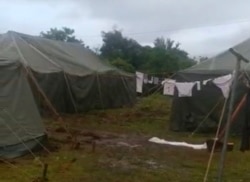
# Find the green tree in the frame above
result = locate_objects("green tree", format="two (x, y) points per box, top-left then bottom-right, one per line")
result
(40, 27), (84, 45)
(100, 29), (195, 73)
(154, 37), (180, 50)
(140, 46), (179, 73)
(153, 37), (195, 71)
(110, 58), (135, 73)
(100, 29), (143, 69)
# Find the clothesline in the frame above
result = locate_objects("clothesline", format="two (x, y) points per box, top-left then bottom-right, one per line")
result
(161, 74), (233, 85)
(162, 73), (234, 98)
(136, 71), (163, 93)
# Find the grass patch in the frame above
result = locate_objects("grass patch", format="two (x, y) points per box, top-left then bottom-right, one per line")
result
(0, 94), (249, 182)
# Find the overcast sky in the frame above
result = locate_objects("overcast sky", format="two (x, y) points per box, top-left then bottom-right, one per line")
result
(2, 0), (250, 57)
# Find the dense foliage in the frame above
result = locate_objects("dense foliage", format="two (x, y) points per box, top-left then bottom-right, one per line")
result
(41, 27), (196, 73)
(40, 27), (84, 45)
(100, 30), (195, 73)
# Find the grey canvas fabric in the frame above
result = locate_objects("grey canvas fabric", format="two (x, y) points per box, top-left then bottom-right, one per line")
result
(170, 39), (250, 133)
(0, 31), (124, 75)
(0, 31), (136, 113)
(183, 37), (250, 73)
(0, 60), (45, 158)
(0, 31), (135, 158)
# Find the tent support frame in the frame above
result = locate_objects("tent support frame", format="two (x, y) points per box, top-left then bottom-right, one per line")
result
(217, 48), (250, 181)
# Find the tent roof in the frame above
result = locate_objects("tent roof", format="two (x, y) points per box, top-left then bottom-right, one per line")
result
(0, 31), (126, 76)
(181, 37), (250, 74)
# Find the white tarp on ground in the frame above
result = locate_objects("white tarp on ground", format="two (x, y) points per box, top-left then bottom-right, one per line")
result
(149, 137), (207, 150)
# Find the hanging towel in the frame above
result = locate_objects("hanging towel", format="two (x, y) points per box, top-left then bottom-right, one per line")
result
(212, 74), (233, 98)
(175, 82), (196, 97)
(136, 71), (144, 93)
(148, 76), (154, 84)
(203, 79), (212, 85)
(162, 79), (176, 96)
(196, 81), (201, 91)
(153, 77), (159, 84)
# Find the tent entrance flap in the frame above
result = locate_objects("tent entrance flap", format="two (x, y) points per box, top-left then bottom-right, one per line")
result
(0, 60), (45, 158)
(170, 71), (247, 134)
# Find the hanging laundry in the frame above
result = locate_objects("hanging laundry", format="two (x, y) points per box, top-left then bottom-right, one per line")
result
(162, 79), (176, 96)
(212, 74), (233, 98)
(196, 81), (201, 91)
(136, 71), (144, 93)
(203, 79), (212, 85)
(153, 77), (159, 84)
(175, 82), (196, 97)
(143, 74), (148, 83)
(147, 75), (154, 84)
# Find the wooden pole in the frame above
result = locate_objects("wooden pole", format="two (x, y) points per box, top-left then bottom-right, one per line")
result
(218, 93), (247, 140)
(42, 163), (48, 181)
(217, 49), (249, 181)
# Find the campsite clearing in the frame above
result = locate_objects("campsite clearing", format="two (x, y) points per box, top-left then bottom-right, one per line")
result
(0, 95), (250, 182)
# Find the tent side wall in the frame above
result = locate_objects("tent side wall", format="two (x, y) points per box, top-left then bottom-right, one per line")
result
(0, 61), (46, 158)
(30, 71), (75, 113)
(0, 31), (137, 113)
(170, 71), (247, 134)
(68, 73), (136, 111)
(31, 71), (136, 113)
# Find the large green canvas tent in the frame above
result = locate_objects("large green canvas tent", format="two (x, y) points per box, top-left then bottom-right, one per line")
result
(0, 31), (136, 158)
(0, 59), (45, 158)
(170, 38), (250, 133)
(0, 31), (136, 113)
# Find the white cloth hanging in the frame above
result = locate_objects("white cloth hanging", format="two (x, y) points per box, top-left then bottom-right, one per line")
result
(148, 76), (154, 84)
(175, 82), (196, 97)
(203, 79), (212, 85)
(136, 71), (144, 93)
(196, 81), (201, 91)
(212, 74), (233, 98)
(162, 79), (176, 96)
(153, 77), (159, 84)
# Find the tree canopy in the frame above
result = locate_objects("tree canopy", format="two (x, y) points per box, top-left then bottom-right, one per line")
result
(100, 29), (195, 73)
(100, 30), (143, 69)
(40, 27), (84, 45)
(40, 27), (196, 74)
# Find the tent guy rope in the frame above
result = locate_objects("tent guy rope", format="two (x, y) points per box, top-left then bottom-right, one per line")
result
(2, 109), (51, 155)
(203, 98), (228, 182)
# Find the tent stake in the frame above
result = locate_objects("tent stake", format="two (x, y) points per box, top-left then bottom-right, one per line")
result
(217, 48), (249, 181)
(33, 163), (48, 182)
